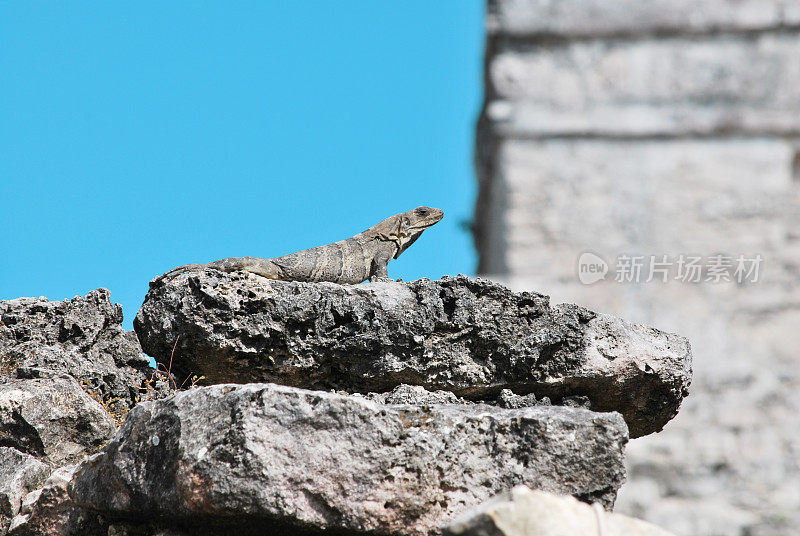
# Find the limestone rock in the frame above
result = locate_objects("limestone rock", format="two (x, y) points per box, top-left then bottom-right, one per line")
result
(363, 383), (464, 405)
(495, 389), (548, 409)
(487, 0), (800, 37)
(8, 465), (102, 536)
(484, 35), (800, 138)
(0, 448), (50, 533)
(134, 273), (690, 437)
(71, 382), (628, 535)
(0, 289), (168, 409)
(0, 370), (117, 466)
(443, 485), (675, 536)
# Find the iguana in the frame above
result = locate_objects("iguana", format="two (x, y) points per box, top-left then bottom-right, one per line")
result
(155, 206), (444, 284)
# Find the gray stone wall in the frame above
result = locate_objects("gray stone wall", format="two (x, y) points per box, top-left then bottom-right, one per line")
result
(476, 1), (800, 535)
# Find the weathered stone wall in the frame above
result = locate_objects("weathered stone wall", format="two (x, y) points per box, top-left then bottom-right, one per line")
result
(476, 1), (800, 535)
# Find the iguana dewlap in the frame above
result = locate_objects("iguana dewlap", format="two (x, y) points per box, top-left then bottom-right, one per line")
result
(156, 206), (444, 284)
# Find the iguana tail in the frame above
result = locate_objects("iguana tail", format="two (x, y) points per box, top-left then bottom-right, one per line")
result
(206, 257), (283, 280)
(155, 256), (283, 285)
(155, 263), (206, 283)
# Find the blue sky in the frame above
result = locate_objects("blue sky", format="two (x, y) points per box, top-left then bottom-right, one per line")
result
(0, 2), (483, 330)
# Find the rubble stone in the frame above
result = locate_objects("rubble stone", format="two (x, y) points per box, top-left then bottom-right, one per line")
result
(0, 370), (117, 466)
(443, 485), (676, 536)
(72, 382), (628, 535)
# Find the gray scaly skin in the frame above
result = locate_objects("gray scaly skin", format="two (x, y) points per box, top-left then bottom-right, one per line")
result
(156, 206), (444, 284)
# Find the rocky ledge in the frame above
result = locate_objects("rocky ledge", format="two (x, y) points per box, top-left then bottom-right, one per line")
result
(135, 273), (692, 438)
(0, 276), (687, 535)
(0, 291), (171, 535)
(0, 289), (168, 411)
(71, 383), (627, 535)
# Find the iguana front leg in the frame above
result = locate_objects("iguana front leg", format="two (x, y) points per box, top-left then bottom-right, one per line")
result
(369, 245), (395, 282)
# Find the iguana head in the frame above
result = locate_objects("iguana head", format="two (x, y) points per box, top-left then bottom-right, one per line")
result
(375, 206), (444, 259)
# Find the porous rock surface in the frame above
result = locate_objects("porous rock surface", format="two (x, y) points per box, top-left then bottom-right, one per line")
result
(443, 485), (675, 536)
(134, 272), (691, 437)
(0, 370), (117, 466)
(0, 448), (50, 533)
(361, 383), (465, 405)
(7, 465), (104, 536)
(0, 289), (164, 409)
(71, 382), (628, 535)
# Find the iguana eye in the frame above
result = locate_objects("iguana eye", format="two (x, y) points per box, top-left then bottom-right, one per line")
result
(416, 208), (428, 216)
